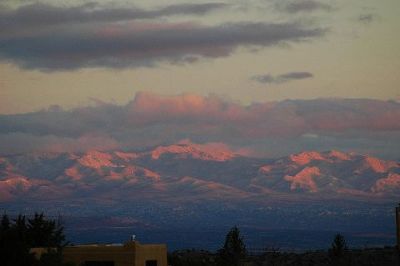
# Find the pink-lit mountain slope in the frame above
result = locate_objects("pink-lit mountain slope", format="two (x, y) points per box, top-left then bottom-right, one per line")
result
(0, 144), (399, 203)
(149, 143), (236, 161)
(254, 151), (400, 196)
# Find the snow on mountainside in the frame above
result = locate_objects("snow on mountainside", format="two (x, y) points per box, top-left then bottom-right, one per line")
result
(0, 177), (32, 201)
(0, 145), (399, 203)
(256, 150), (400, 195)
(149, 143), (236, 161)
(284, 167), (321, 192)
(363, 156), (398, 173)
(77, 150), (117, 169)
(289, 151), (327, 165)
(372, 173), (400, 193)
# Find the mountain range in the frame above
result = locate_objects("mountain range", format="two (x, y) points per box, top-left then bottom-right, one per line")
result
(1, 142), (399, 204)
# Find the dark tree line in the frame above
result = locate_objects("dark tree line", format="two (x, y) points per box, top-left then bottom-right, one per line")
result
(168, 229), (399, 266)
(0, 212), (69, 266)
(169, 226), (247, 266)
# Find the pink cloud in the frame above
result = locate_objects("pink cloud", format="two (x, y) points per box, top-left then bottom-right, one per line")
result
(126, 91), (251, 125)
(0, 92), (400, 158)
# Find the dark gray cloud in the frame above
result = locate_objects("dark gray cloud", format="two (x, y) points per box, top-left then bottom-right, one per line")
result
(277, 0), (332, 13)
(0, 18), (325, 70)
(252, 71), (314, 84)
(0, 2), (227, 30)
(358, 13), (376, 25)
(0, 93), (399, 158)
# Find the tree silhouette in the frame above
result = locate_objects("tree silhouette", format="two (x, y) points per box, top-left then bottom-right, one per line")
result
(329, 233), (347, 257)
(329, 233), (349, 266)
(27, 213), (66, 248)
(1, 213), (10, 229)
(0, 212), (67, 266)
(0, 213), (35, 266)
(217, 226), (247, 266)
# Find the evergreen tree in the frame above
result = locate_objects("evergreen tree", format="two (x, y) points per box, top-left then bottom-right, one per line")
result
(329, 233), (347, 257)
(329, 233), (349, 266)
(27, 213), (66, 248)
(0, 212), (67, 266)
(217, 226), (247, 266)
(0, 213), (34, 266)
(15, 215), (28, 243)
(1, 213), (10, 230)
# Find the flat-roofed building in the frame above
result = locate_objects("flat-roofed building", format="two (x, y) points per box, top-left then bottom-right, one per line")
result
(33, 240), (167, 266)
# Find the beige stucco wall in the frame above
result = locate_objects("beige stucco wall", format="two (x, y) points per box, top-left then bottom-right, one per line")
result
(134, 243), (168, 266)
(62, 241), (167, 266)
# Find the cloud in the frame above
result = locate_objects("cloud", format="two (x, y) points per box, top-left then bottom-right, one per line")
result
(0, 133), (119, 154)
(358, 13), (376, 25)
(0, 93), (399, 158)
(0, 2), (227, 30)
(252, 71), (314, 84)
(276, 0), (332, 13)
(0, 3), (326, 71)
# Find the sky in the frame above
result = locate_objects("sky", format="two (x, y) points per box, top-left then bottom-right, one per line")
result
(0, 0), (399, 113)
(0, 0), (399, 158)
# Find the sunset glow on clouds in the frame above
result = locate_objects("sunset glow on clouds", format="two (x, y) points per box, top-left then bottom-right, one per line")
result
(0, 0), (399, 115)
(0, 0), (399, 160)
(0, 92), (399, 159)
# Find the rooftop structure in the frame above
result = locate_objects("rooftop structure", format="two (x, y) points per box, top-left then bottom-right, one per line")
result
(33, 240), (167, 266)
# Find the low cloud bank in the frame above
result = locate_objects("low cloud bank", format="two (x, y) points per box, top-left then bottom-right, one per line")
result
(0, 92), (399, 158)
